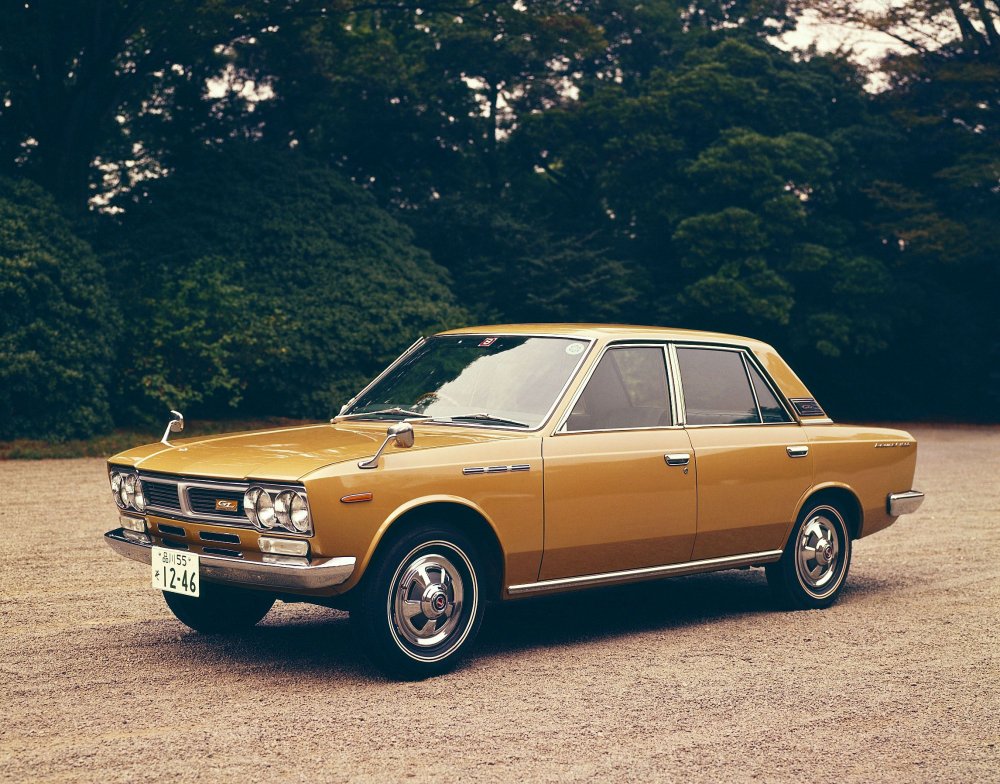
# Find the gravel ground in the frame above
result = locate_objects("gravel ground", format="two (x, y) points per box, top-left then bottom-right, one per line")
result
(1, 424), (998, 783)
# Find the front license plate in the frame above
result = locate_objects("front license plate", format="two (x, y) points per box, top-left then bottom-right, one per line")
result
(151, 546), (200, 597)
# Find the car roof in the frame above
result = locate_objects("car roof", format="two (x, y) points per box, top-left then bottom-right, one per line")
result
(437, 323), (759, 344)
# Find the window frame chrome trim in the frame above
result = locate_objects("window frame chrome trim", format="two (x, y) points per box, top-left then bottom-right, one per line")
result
(340, 333), (597, 434)
(672, 342), (797, 429)
(552, 341), (679, 435)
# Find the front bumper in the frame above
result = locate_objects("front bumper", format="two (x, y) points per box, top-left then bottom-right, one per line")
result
(104, 529), (356, 592)
(887, 490), (925, 517)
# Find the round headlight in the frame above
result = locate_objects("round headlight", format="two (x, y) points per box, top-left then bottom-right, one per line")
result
(132, 477), (147, 512)
(274, 490), (296, 530)
(244, 487), (263, 527)
(110, 472), (125, 508)
(254, 489), (276, 529)
(289, 493), (311, 533)
(124, 474), (138, 509)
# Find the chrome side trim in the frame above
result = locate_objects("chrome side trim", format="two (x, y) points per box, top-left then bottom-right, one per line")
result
(462, 464), (531, 475)
(507, 549), (783, 596)
(105, 529), (356, 591)
(887, 490), (925, 516)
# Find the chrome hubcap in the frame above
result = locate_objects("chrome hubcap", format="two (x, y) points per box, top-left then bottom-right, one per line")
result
(796, 514), (841, 591)
(393, 553), (465, 649)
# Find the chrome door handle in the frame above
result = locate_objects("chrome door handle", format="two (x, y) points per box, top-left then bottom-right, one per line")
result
(665, 453), (690, 467)
(786, 445), (809, 458)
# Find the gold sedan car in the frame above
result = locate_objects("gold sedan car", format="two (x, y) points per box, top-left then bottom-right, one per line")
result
(105, 325), (923, 678)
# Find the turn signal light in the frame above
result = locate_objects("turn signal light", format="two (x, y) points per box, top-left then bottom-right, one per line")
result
(258, 537), (309, 557)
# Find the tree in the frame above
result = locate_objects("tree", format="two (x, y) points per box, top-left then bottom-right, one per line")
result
(105, 144), (466, 421)
(0, 177), (119, 439)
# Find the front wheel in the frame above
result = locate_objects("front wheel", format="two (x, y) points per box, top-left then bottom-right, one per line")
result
(162, 581), (275, 633)
(355, 526), (485, 679)
(767, 502), (852, 610)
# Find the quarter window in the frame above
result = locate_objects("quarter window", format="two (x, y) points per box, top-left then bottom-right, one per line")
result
(746, 361), (792, 423)
(677, 347), (759, 425)
(565, 347), (671, 431)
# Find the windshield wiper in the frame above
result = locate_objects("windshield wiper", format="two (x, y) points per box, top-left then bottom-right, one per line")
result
(444, 413), (531, 428)
(338, 407), (430, 421)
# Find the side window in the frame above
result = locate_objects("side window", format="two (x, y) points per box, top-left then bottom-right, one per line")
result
(676, 347), (759, 425)
(565, 347), (671, 431)
(746, 361), (792, 423)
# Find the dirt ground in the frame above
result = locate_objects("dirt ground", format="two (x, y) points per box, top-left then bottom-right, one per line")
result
(1, 424), (997, 783)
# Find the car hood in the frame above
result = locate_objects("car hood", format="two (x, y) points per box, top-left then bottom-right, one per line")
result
(109, 422), (525, 482)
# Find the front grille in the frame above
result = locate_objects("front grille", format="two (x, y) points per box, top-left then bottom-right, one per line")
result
(143, 480), (181, 510)
(188, 487), (244, 516)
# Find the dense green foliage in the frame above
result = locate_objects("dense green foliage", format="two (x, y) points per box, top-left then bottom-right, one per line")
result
(107, 146), (465, 421)
(0, 178), (119, 439)
(0, 0), (997, 436)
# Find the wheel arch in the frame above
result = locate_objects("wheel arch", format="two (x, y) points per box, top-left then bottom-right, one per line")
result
(790, 483), (864, 542)
(358, 496), (506, 602)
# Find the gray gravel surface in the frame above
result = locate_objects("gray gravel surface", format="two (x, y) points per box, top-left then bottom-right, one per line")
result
(1, 425), (998, 783)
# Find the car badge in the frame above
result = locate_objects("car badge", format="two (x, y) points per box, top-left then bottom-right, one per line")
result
(215, 499), (238, 512)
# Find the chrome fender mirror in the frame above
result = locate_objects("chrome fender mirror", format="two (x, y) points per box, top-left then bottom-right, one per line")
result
(160, 409), (184, 446)
(358, 421), (414, 469)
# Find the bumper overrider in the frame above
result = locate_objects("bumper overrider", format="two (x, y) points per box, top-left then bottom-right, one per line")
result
(887, 490), (925, 517)
(104, 529), (356, 592)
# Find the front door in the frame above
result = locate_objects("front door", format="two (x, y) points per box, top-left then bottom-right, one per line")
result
(540, 345), (697, 580)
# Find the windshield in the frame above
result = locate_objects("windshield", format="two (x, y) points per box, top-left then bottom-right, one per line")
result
(342, 335), (591, 428)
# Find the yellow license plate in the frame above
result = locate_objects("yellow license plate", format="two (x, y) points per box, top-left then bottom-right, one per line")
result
(151, 546), (200, 597)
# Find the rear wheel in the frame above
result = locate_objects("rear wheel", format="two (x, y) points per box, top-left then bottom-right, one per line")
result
(767, 501), (852, 610)
(355, 525), (485, 679)
(163, 582), (275, 633)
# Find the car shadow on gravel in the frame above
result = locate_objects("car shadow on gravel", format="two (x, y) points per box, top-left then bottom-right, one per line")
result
(145, 568), (890, 679)
(476, 567), (891, 657)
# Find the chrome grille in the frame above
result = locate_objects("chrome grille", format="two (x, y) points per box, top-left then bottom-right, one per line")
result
(142, 480), (182, 510)
(188, 487), (244, 516)
(136, 472), (307, 533)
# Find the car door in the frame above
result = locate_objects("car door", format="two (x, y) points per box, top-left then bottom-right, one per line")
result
(673, 344), (814, 560)
(539, 344), (697, 581)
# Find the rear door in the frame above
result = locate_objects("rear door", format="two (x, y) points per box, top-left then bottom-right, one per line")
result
(673, 344), (814, 560)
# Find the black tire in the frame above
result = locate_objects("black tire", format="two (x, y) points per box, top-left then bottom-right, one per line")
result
(766, 500), (852, 610)
(162, 581), (275, 633)
(355, 524), (486, 679)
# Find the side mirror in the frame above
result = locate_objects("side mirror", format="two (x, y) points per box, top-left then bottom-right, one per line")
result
(359, 422), (415, 469)
(388, 421), (414, 449)
(161, 409), (185, 445)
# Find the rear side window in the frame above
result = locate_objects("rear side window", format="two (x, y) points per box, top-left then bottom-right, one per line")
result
(565, 346), (671, 431)
(746, 361), (791, 423)
(677, 347), (759, 425)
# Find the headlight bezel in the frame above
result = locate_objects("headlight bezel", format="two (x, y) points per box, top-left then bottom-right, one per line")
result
(243, 485), (312, 536)
(109, 467), (145, 514)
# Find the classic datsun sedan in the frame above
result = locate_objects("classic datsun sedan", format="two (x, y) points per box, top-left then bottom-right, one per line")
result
(105, 325), (924, 677)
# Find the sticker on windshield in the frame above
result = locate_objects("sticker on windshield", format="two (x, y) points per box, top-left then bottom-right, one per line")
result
(565, 343), (585, 356)
(478, 337), (498, 347)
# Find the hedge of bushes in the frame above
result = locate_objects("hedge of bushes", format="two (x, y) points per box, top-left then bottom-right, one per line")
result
(2, 150), (467, 440)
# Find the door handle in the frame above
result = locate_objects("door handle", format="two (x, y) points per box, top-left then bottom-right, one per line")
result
(786, 445), (809, 458)
(664, 453), (690, 467)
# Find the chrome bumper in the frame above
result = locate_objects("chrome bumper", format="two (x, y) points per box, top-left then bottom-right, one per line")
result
(104, 529), (356, 592)
(887, 490), (925, 517)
